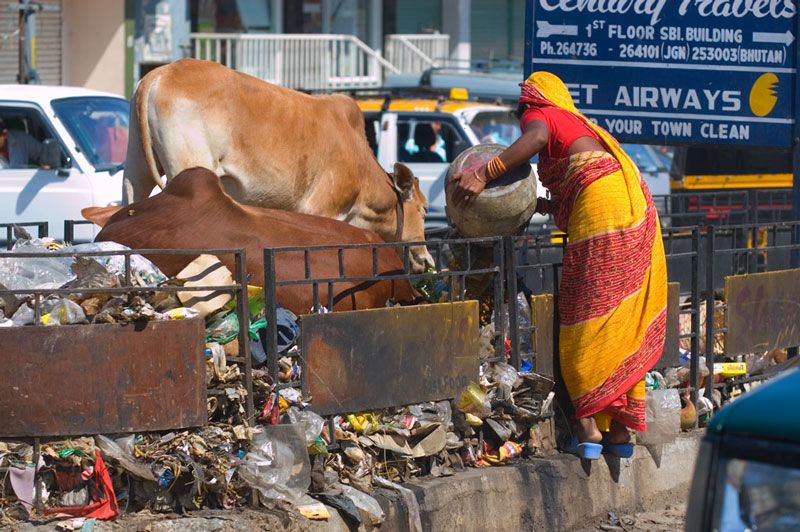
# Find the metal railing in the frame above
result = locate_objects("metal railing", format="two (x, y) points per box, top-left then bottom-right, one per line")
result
(506, 228), (704, 399)
(701, 221), (800, 399)
(0, 245), (254, 508)
(262, 237), (506, 389)
(261, 237), (505, 448)
(191, 33), (399, 90)
(1, 222), (47, 249)
(384, 33), (450, 73)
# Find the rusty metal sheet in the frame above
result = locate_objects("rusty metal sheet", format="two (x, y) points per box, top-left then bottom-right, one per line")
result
(654, 283), (681, 369)
(726, 269), (800, 355)
(531, 294), (555, 380)
(0, 318), (206, 437)
(302, 302), (478, 416)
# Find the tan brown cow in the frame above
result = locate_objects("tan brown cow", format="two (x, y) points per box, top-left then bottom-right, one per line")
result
(123, 58), (432, 272)
(86, 167), (419, 315)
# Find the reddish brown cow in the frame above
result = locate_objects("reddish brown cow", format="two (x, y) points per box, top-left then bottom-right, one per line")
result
(84, 167), (418, 315)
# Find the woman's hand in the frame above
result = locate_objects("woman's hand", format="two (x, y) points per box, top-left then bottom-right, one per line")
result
(451, 165), (488, 208)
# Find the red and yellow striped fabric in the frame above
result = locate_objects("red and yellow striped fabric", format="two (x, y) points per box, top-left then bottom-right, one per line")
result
(526, 71), (667, 432)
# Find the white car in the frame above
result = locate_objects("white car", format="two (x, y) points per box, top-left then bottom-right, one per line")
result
(0, 85), (129, 243)
(358, 98), (549, 232)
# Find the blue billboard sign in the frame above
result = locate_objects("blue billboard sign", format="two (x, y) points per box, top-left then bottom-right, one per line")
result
(524, 0), (799, 147)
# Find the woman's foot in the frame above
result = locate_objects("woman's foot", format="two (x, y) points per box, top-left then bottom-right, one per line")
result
(605, 420), (631, 445)
(576, 416), (603, 444)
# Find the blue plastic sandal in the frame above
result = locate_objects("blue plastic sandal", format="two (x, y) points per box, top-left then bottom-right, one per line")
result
(567, 436), (603, 460)
(600, 437), (634, 459)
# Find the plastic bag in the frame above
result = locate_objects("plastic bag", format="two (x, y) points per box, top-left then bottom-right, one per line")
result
(284, 408), (325, 446)
(515, 292), (533, 354)
(205, 311), (240, 344)
(237, 424), (311, 504)
(0, 241), (73, 290)
(490, 362), (520, 397)
(636, 388), (681, 446)
(339, 484), (385, 526)
(62, 242), (167, 287)
(94, 435), (155, 481)
(42, 298), (87, 326)
(11, 303), (34, 326)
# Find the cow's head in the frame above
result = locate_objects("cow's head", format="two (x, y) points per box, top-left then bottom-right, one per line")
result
(391, 163), (434, 273)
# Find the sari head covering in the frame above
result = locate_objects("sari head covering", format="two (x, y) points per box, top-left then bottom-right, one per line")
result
(520, 72), (668, 433)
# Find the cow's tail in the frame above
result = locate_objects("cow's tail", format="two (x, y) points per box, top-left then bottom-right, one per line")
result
(135, 72), (166, 191)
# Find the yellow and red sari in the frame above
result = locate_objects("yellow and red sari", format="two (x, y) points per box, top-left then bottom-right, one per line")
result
(523, 72), (667, 432)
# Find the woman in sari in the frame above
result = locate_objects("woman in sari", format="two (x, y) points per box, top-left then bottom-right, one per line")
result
(452, 72), (667, 458)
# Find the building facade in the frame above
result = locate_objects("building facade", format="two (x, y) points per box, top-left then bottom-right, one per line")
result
(0, 0), (523, 96)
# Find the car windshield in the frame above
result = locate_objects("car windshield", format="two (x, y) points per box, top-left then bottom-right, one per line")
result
(716, 457), (800, 531)
(621, 144), (663, 172)
(51, 96), (129, 171)
(468, 110), (521, 146)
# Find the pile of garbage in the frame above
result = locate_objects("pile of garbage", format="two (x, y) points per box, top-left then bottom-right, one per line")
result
(0, 231), (194, 327)
(0, 231), (559, 526)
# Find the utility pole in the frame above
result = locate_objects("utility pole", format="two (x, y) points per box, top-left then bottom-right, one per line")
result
(9, 1), (61, 84)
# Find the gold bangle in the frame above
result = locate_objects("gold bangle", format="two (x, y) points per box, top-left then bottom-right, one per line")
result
(486, 156), (508, 180)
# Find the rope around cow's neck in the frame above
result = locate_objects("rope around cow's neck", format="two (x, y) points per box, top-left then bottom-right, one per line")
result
(388, 174), (404, 242)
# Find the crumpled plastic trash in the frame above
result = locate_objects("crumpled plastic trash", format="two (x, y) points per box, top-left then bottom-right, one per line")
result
(457, 383), (492, 418)
(636, 388), (681, 445)
(284, 407), (325, 446)
(0, 239), (73, 290)
(237, 424), (311, 505)
(490, 362), (520, 399)
(61, 242), (167, 287)
(11, 303), (35, 326)
(205, 311), (239, 344)
(94, 436), (156, 481)
(41, 298), (88, 326)
(338, 483), (385, 526)
(479, 441), (522, 466)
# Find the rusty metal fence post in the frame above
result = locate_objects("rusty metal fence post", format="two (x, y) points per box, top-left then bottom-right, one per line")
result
(690, 227), (701, 404)
(704, 226), (717, 402)
(503, 236), (519, 369)
(263, 248), (280, 393)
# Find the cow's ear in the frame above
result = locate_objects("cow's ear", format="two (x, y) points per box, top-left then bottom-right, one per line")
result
(392, 162), (415, 201)
(81, 206), (123, 227)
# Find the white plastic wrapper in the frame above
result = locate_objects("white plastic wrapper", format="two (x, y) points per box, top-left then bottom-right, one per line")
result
(237, 424), (311, 504)
(637, 388), (681, 446)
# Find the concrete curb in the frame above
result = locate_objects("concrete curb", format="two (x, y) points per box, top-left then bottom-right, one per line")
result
(375, 433), (700, 532)
(28, 434), (698, 531)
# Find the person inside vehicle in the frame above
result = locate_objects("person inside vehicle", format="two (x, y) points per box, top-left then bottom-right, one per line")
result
(408, 123), (445, 163)
(451, 72), (667, 459)
(0, 117), (46, 169)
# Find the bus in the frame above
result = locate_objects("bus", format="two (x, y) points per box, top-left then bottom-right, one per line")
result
(669, 145), (793, 227)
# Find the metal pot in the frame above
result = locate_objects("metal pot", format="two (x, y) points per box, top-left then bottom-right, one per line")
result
(445, 144), (537, 237)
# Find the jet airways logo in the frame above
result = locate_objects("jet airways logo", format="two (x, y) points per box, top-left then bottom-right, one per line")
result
(749, 73), (779, 117)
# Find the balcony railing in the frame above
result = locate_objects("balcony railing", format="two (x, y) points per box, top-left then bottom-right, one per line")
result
(385, 33), (450, 73)
(190, 33), (450, 90)
(191, 33), (401, 90)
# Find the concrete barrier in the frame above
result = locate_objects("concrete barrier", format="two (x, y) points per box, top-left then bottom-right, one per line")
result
(376, 433), (699, 532)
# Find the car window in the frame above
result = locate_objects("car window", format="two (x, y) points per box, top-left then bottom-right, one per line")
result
(468, 110), (521, 146)
(398, 119), (463, 164)
(51, 96), (129, 171)
(0, 106), (59, 170)
(622, 144), (661, 173)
